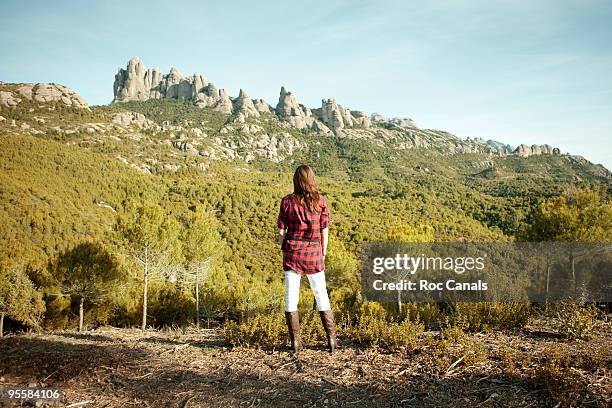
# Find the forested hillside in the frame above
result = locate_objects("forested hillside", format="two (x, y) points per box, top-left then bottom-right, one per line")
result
(1, 82), (610, 330)
(1, 80), (611, 407)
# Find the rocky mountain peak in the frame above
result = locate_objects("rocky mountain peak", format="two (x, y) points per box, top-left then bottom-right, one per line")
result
(114, 58), (270, 118)
(233, 89), (259, 118)
(127, 57), (144, 75)
(275, 86), (304, 117)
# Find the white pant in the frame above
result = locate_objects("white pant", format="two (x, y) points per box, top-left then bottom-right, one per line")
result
(284, 270), (331, 312)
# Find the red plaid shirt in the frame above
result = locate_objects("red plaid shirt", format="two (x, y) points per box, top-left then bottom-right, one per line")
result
(277, 194), (330, 275)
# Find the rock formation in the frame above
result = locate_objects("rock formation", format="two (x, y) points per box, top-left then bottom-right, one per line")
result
(113, 57), (159, 101)
(253, 99), (271, 114)
(351, 111), (371, 128)
(310, 120), (332, 135)
(273, 88), (372, 134)
(109, 58), (567, 156)
(388, 117), (417, 129)
(514, 144), (561, 157)
(485, 139), (513, 154)
(471, 138), (514, 154)
(316, 99), (348, 132)
(113, 58), (377, 135)
(0, 91), (20, 108)
(172, 140), (199, 156)
(369, 113), (417, 130)
(214, 89), (233, 114)
(113, 57), (235, 114)
(1, 84), (88, 108)
(233, 89), (260, 118)
(275, 86), (314, 129)
(111, 112), (157, 130)
(310, 99), (372, 132)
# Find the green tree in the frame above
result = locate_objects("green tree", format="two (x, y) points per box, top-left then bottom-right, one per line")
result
(0, 263), (45, 336)
(52, 242), (123, 332)
(181, 207), (224, 328)
(325, 238), (359, 291)
(115, 203), (182, 330)
(521, 188), (612, 299)
(521, 188), (611, 242)
(385, 224), (435, 243)
(385, 224), (435, 314)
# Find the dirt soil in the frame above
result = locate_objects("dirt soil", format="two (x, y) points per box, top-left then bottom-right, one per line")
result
(0, 321), (610, 407)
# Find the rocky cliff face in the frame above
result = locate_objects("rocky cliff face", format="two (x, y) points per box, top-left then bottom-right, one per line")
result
(313, 99), (368, 132)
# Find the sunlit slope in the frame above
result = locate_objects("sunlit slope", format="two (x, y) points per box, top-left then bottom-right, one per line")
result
(0, 134), (159, 264)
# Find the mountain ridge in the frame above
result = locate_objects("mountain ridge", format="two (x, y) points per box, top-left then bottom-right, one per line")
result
(111, 57), (563, 159)
(0, 73), (609, 180)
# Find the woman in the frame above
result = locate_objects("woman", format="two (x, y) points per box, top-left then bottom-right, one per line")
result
(277, 165), (336, 355)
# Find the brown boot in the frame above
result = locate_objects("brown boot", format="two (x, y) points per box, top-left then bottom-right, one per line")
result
(285, 311), (301, 355)
(319, 310), (337, 353)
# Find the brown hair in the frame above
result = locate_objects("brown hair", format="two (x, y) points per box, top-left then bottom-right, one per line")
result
(292, 165), (320, 212)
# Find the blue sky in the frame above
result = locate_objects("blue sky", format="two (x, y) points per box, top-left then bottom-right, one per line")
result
(1, 0), (611, 168)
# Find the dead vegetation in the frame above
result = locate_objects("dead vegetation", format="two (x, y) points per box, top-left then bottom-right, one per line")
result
(0, 318), (610, 407)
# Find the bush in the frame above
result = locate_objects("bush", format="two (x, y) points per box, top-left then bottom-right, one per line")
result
(532, 343), (608, 406)
(300, 310), (326, 344)
(448, 302), (532, 331)
(440, 325), (465, 343)
(147, 282), (196, 328)
(347, 313), (423, 352)
(329, 287), (360, 325)
(557, 302), (598, 340)
(357, 301), (387, 320)
(224, 313), (286, 348)
(401, 302), (443, 326)
(41, 293), (71, 330)
(433, 326), (488, 372)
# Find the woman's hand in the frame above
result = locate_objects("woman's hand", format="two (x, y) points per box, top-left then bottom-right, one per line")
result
(278, 228), (285, 247)
(321, 227), (329, 258)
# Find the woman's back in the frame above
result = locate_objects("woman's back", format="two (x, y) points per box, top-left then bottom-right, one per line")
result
(277, 193), (329, 275)
(278, 194), (329, 241)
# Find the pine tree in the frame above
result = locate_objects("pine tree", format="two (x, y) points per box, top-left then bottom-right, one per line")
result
(115, 204), (182, 330)
(52, 242), (123, 332)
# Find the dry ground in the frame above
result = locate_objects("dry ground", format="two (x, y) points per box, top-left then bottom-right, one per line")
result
(0, 320), (610, 408)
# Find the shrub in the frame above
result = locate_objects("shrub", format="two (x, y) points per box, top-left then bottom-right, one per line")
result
(147, 283), (196, 328)
(497, 345), (531, 375)
(557, 302), (598, 340)
(440, 325), (465, 343)
(433, 326), (488, 372)
(448, 302), (532, 331)
(357, 301), (387, 320)
(224, 313), (286, 348)
(300, 310), (326, 344)
(41, 293), (71, 330)
(532, 343), (608, 406)
(347, 313), (423, 352)
(329, 287), (360, 324)
(401, 302), (443, 326)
